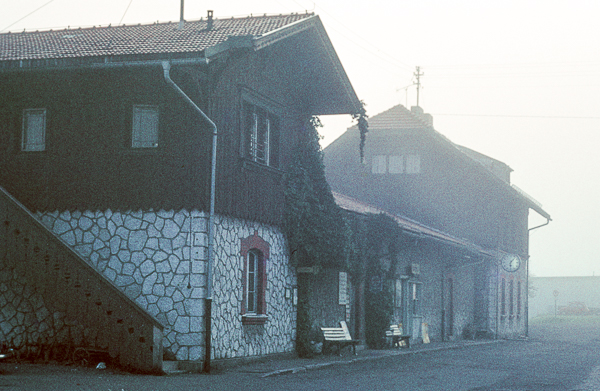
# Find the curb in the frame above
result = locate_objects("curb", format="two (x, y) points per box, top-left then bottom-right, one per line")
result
(261, 340), (503, 378)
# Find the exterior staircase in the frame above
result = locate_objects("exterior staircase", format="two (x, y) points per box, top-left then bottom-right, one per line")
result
(0, 185), (163, 373)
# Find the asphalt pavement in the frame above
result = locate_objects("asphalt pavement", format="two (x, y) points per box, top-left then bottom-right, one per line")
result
(214, 339), (503, 378)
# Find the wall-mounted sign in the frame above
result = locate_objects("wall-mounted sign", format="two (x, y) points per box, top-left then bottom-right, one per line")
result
(339, 272), (348, 305)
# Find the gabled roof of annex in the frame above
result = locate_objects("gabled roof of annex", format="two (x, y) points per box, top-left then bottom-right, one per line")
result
(333, 191), (496, 258)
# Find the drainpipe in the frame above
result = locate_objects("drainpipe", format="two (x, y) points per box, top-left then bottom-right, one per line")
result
(162, 61), (217, 373)
(525, 217), (550, 337)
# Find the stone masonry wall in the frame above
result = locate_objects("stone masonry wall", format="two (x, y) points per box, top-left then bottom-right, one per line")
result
(211, 215), (296, 359)
(32, 209), (296, 361)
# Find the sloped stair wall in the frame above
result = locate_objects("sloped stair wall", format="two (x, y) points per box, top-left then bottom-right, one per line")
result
(0, 186), (163, 372)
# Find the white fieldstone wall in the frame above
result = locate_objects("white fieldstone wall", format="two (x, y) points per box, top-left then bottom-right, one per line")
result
(33, 209), (296, 361)
(211, 215), (296, 359)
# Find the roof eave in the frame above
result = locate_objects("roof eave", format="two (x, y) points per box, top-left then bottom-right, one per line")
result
(255, 15), (361, 115)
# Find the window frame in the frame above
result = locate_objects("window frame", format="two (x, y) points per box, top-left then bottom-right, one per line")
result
(131, 104), (160, 149)
(21, 108), (47, 152)
(240, 91), (281, 169)
(371, 154), (421, 174)
(240, 231), (270, 325)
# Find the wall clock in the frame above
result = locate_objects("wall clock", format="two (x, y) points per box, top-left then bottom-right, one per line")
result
(501, 254), (521, 272)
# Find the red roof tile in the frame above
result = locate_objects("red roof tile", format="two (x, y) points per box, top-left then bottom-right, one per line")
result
(0, 13), (313, 61)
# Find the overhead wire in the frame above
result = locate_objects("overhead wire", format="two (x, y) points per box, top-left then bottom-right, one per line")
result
(432, 113), (600, 120)
(118, 0), (135, 26)
(1, 0), (59, 32)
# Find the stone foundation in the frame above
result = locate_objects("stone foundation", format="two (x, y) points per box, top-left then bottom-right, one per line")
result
(30, 209), (296, 361)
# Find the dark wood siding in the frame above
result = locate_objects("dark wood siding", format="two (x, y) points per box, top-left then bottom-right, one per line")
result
(324, 129), (530, 256)
(0, 67), (211, 213)
(208, 47), (304, 226)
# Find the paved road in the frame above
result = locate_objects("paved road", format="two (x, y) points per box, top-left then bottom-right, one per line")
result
(2, 317), (600, 390)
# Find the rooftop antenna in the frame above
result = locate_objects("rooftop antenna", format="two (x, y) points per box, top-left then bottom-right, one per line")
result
(413, 66), (424, 107)
(178, 0), (185, 30)
(396, 83), (414, 107)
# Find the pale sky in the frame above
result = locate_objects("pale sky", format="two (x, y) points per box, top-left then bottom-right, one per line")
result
(2, 0), (599, 277)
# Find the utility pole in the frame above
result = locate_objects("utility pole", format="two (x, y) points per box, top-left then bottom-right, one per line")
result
(413, 66), (424, 107)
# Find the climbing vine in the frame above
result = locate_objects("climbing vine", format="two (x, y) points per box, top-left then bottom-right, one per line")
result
(284, 116), (353, 357)
(283, 116), (351, 269)
(348, 212), (404, 348)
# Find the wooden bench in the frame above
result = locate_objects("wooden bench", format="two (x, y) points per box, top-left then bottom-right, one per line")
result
(386, 324), (411, 348)
(320, 321), (359, 355)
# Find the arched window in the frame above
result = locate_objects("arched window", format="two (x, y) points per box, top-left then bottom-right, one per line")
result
(240, 231), (269, 325)
(246, 249), (262, 314)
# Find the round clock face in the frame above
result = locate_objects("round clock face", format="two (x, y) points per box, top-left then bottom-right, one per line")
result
(501, 254), (521, 272)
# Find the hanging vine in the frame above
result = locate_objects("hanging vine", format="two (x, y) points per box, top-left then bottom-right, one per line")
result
(351, 101), (369, 163)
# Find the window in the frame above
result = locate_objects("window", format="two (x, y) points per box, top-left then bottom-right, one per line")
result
(405, 154), (421, 174)
(509, 280), (514, 318)
(246, 250), (261, 314)
(394, 279), (402, 308)
(240, 231), (270, 325)
(243, 101), (279, 167)
(388, 155), (404, 174)
(372, 155), (387, 174)
(22, 109), (46, 151)
(371, 154), (421, 174)
(132, 105), (159, 148)
(501, 278), (506, 317)
(517, 281), (522, 318)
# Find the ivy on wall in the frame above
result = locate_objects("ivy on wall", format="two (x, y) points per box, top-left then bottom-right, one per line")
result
(283, 116), (351, 270)
(348, 212), (404, 348)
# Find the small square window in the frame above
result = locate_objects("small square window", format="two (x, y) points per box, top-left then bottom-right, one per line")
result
(132, 105), (159, 148)
(388, 155), (404, 174)
(406, 154), (421, 174)
(22, 109), (46, 151)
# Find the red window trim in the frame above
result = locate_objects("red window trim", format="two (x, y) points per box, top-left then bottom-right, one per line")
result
(240, 231), (269, 325)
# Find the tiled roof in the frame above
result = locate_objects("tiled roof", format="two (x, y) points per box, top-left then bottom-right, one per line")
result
(0, 13), (313, 61)
(333, 192), (496, 257)
(350, 104), (431, 130)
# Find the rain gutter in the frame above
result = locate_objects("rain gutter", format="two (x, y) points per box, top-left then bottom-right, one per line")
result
(528, 217), (551, 232)
(161, 61), (217, 374)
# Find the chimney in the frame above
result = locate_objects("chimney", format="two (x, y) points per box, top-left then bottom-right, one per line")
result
(207, 10), (214, 30)
(411, 106), (433, 127)
(178, 0), (185, 30)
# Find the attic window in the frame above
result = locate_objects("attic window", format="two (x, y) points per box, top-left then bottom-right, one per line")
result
(371, 154), (421, 174)
(132, 105), (159, 148)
